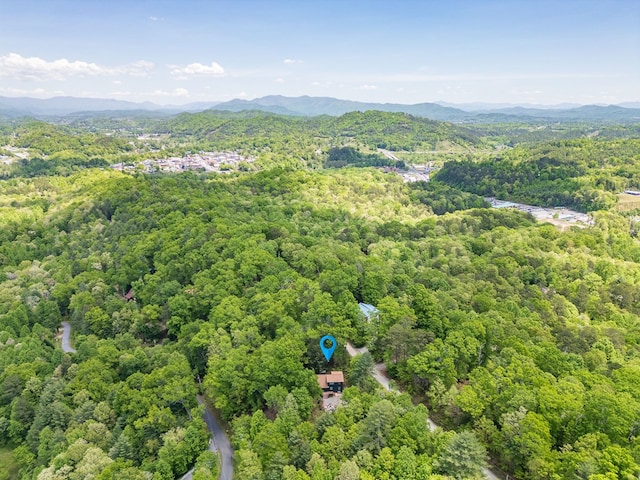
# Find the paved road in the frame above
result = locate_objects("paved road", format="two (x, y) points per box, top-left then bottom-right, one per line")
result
(60, 322), (76, 353)
(378, 148), (400, 161)
(346, 343), (499, 479)
(182, 395), (233, 480)
(59, 325), (233, 479)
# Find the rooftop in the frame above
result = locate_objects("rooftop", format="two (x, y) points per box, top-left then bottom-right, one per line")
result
(358, 302), (379, 318)
(317, 371), (344, 389)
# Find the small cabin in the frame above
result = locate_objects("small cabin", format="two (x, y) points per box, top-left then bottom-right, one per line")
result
(317, 371), (344, 393)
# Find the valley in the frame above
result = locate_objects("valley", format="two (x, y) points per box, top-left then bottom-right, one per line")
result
(0, 108), (639, 480)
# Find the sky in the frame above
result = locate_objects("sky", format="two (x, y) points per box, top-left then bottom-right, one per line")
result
(0, 0), (639, 106)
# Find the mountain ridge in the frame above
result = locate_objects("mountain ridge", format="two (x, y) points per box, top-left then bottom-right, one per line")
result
(1, 94), (639, 122)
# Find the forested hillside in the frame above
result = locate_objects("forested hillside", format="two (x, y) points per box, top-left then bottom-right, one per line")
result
(155, 110), (479, 167)
(1, 116), (640, 480)
(436, 138), (640, 212)
(0, 111), (480, 175)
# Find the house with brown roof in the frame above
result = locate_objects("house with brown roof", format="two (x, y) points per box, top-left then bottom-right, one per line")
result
(317, 371), (344, 393)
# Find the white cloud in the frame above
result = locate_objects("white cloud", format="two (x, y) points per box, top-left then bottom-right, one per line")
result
(0, 86), (64, 97)
(149, 16), (159, 21)
(283, 58), (302, 64)
(373, 72), (618, 83)
(113, 80), (122, 85)
(149, 88), (190, 97)
(119, 60), (154, 76)
(275, 77), (285, 83)
(0, 53), (102, 80)
(170, 62), (225, 78)
(358, 84), (377, 90)
(312, 81), (335, 87)
(152, 88), (191, 97)
(0, 53), (153, 80)
(514, 89), (544, 95)
(109, 88), (190, 99)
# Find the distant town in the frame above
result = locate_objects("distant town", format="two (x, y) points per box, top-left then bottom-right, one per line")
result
(111, 151), (256, 174)
(486, 197), (594, 227)
(398, 164), (433, 183)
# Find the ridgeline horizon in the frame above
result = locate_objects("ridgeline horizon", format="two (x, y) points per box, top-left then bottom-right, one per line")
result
(1, 94), (640, 122)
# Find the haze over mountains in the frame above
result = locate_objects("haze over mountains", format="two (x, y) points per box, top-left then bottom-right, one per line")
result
(1, 94), (639, 123)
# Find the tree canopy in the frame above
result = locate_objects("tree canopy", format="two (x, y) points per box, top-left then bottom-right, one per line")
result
(1, 115), (639, 479)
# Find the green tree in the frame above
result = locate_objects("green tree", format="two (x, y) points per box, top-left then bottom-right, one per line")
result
(348, 352), (374, 389)
(335, 460), (360, 480)
(236, 448), (265, 480)
(434, 431), (487, 480)
(359, 400), (397, 453)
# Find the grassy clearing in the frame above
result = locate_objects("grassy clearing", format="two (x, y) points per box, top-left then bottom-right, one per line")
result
(0, 448), (18, 480)
(618, 193), (640, 211)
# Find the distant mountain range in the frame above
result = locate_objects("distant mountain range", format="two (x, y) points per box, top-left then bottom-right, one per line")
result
(209, 96), (476, 121)
(1, 94), (639, 123)
(0, 95), (165, 116)
(208, 96), (640, 122)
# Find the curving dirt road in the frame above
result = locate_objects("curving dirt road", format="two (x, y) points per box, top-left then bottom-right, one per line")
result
(346, 343), (500, 480)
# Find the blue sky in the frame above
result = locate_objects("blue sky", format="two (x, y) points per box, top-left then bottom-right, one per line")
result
(0, 0), (638, 105)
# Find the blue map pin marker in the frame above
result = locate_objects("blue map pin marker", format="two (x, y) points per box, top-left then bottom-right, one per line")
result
(320, 335), (337, 361)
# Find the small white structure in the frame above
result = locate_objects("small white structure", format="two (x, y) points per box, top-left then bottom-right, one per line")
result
(358, 303), (379, 321)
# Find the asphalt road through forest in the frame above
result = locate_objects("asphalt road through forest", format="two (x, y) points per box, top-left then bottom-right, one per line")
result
(60, 321), (76, 353)
(60, 322), (233, 480)
(182, 395), (234, 480)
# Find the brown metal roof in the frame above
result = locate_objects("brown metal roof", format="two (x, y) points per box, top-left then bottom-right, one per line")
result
(317, 371), (344, 389)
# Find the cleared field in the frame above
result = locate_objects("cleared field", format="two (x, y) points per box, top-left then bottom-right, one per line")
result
(618, 193), (640, 211)
(0, 448), (18, 479)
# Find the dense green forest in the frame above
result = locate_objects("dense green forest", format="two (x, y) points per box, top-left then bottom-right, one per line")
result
(1, 114), (640, 480)
(324, 147), (406, 169)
